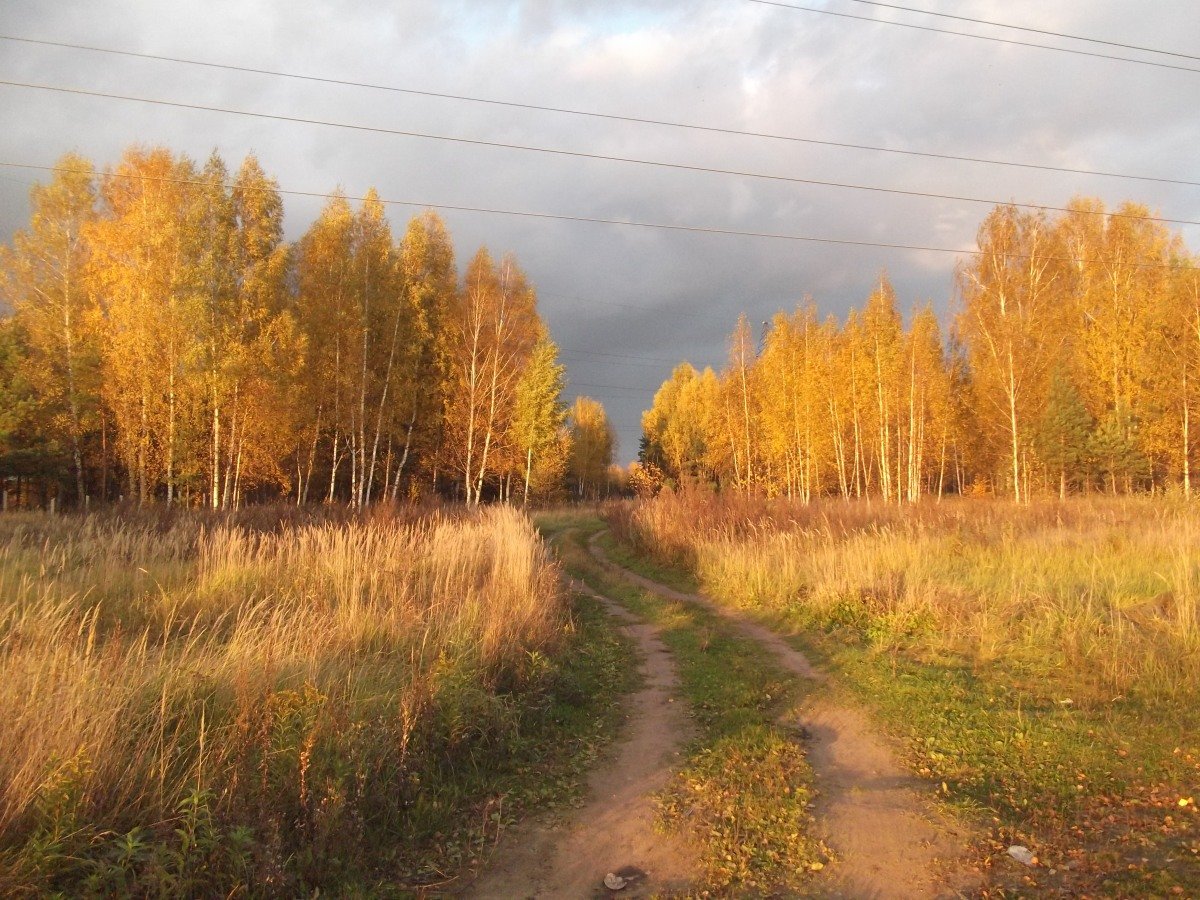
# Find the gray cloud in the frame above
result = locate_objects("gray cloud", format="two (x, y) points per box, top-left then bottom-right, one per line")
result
(2, 0), (1198, 460)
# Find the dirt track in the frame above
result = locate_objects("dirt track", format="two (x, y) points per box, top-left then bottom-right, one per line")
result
(589, 532), (979, 899)
(462, 576), (699, 898)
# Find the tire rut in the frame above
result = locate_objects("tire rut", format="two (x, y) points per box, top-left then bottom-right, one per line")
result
(589, 531), (979, 900)
(461, 569), (699, 898)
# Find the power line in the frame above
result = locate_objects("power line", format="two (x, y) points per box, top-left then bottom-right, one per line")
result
(0, 33), (1195, 189)
(543, 294), (704, 320)
(3, 78), (1197, 231)
(560, 346), (681, 365)
(845, 0), (1200, 62)
(563, 355), (667, 369)
(543, 292), (722, 321)
(0, 160), (1191, 272)
(568, 381), (657, 394)
(746, 0), (1200, 76)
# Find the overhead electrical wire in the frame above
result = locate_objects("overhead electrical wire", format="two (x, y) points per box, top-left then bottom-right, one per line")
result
(560, 346), (682, 366)
(746, 0), (1200, 76)
(0, 33), (1194, 188)
(544, 292), (720, 321)
(843, 0), (1200, 61)
(568, 381), (657, 394)
(0, 160), (1187, 273)
(1, 78), (1196, 230)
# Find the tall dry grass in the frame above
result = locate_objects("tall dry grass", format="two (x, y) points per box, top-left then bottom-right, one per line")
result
(0, 505), (565, 894)
(610, 491), (1200, 697)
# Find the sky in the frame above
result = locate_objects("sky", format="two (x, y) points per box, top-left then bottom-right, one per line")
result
(1, 0), (1198, 463)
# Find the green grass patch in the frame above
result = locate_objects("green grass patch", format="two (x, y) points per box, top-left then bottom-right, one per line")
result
(552, 518), (826, 895)
(801, 629), (1200, 897)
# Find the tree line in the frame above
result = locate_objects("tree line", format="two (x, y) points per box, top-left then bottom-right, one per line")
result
(0, 148), (614, 508)
(640, 199), (1200, 501)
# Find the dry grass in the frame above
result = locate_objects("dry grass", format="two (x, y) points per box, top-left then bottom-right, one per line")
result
(610, 491), (1200, 698)
(0, 505), (566, 894)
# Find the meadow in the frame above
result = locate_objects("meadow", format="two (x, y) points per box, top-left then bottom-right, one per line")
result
(608, 491), (1200, 894)
(0, 505), (630, 896)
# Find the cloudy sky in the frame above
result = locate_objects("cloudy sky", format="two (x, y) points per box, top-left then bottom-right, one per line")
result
(1, 0), (1198, 461)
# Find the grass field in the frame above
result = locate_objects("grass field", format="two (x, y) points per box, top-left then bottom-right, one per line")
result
(608, 492), (1200, 896)
(0, 505), (634, 896)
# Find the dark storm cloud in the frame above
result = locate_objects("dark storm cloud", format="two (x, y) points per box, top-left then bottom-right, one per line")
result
(2, 0), (1198, 460)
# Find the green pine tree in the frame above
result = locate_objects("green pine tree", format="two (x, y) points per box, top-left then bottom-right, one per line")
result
(1034, 368), (1093, 497)
(1089, 398), (1149, 494)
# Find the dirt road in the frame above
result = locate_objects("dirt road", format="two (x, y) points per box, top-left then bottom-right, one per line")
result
(590, 532), (978, 899)
(462, 576), (699, 898)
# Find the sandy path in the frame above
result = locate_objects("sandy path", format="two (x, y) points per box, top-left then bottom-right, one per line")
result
(462, 576), (698, 899)
(590, 532), (978, 899)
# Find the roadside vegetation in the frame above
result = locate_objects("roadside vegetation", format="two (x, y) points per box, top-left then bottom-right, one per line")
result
(0, 505), (633, 896)
(552, 515), (827, 895)
(608, 491), (1200, 896)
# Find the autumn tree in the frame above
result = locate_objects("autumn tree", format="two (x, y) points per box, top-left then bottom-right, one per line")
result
(442, 249), (541, 504)
(568, 395), (615, 499)
(512, 333), (567, 502)
(857, 275), (904, 501)
(720, 315), (759, 490)
(641, 362), (705, 484)
(956, 206), (1063, 501)
(901, 306), (954, 500)
(0, 316), (60, 502)
(88, 147), (205, 504)
(1146, 265), (1200, 495)
(293, 193), (354, 502)
(0, 154), (100, 504)
(191, 153), (298, 508)
(838, 310), (873, 497)
(347, 189), (402, 507)
(389, 210), (456, 498)
(756, 304), (833, 501)
(1067, 201), (1172, 491)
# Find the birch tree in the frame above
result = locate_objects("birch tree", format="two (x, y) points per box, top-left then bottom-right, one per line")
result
(88, 147), (201, 504)
(568, 395), (615, 499)
(512, 333), (567, 502)
(956, 206), (1062, 501)
(443, 249), (540, 503)
(0, 153), (99, 505)
(391, 210), (456, 498)
(294, 193), (355, 502)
